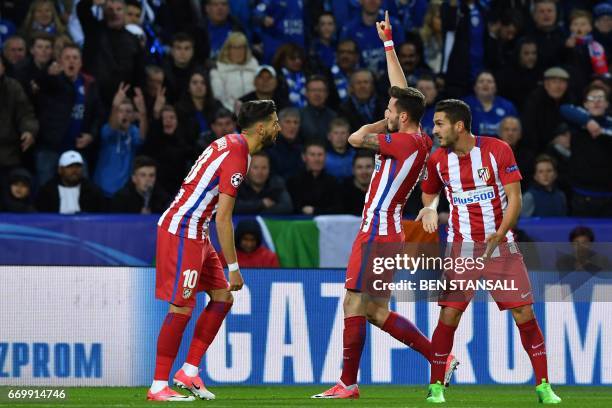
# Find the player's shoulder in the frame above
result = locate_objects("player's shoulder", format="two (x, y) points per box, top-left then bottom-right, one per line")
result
(478, 135), (511, 152)
(217, 133), (248, 153)
(429, 145), (448, 163)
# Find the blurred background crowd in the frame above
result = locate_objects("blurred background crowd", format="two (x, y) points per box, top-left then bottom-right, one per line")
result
(0, 0), (611, 219)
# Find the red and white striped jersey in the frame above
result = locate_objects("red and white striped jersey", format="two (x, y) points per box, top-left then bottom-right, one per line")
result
(360, 132), (432, 236)
(158, 134), (250, 239)
(421, 136), (522, 243)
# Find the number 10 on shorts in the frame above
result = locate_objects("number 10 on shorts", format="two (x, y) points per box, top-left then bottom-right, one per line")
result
(182, 269), (198, 299)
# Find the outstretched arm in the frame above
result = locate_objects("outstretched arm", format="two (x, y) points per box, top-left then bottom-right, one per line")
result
(377, 10), (407, 89)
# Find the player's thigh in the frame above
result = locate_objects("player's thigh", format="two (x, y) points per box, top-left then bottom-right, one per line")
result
(197, 240), (230, 293)
(155, 229), (205, 308)
(488, 255), (534, 311)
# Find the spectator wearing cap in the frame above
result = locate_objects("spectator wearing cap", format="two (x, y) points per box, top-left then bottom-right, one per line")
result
(266, 107), (304, 180)
(522, 66), (573, 152)
(1, 168), (35, 212)
(35, 45), (101, 186)
(210, 32), (259, 111)
(593, 2), (612, 59)
(110, 155), (170, 214)
(237, 65), (290, 113)
(94, 82), (147, 198)
(198, 108), (237, 148)
(36, 150), (106, 213)
(0, 56), (38, 184)
(498, 116), (534, 190)
(299, 75), (337, 144)
(77, 0), (145, 107)
(528, 0), (566, 70)
(564, 84), (612, 217)
(339, 68), (387, 133)
(143, 105), (194, 194)
(287, 142), (341, 215)
(341, 151), (374, 215)
(521, 154), (567, 217)
(2, 35), (27, 77)
(253, 0), (305, 64)
(556, 226), (611, 273)
(463, 71), (517, 136)
(235, 151), (292, 214)
(230, 219), (280, 268)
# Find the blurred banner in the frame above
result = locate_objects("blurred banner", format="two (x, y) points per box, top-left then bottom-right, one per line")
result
(0, 266), (610, 386)
(1, 215), (612, 267)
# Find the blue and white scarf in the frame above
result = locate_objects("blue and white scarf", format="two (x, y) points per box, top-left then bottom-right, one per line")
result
(351, 95), (377, 122)
(282, 67), (307, 108)
(331, 65), (349, 102)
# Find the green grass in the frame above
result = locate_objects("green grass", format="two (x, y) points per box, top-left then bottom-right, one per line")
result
(1, 385), (610, 408)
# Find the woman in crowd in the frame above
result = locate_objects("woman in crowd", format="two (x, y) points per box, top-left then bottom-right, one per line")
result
(21, 0), (66, 41)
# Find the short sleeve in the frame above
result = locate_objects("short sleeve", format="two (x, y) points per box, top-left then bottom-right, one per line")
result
(218, 148), (248, 197)
(495, 141), (522, 185)
(377, 132), (415, 159)
(421, 155), (443, 194)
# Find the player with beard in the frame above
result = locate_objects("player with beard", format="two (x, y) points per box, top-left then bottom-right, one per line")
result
(417, 99), (561, 404)
(149, 100), (280, 401)
(312, 12), (458, 400)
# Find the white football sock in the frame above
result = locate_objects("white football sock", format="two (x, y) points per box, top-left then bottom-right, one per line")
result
(150, 380), (168, 393)
(182, 363), (199, 377)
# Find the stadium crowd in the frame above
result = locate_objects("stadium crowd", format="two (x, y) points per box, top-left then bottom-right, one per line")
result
(0, 0), (611, 217)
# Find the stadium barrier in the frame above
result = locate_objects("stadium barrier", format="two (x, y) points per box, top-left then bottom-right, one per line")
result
(0, 266), (610, 386)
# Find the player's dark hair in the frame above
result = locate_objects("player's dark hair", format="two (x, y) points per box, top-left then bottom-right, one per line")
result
(435, 99), (472, 132)
(132, 155), (158, 173)
(569, 226), (595, 242)
(237, 100), (277, 129)
(389, 86), (426, 124)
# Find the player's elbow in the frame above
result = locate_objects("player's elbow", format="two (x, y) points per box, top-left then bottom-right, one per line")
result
(348, 132), (362, 148)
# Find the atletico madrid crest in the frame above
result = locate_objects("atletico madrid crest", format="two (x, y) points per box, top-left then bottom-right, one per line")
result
(477, 167), (490, 182)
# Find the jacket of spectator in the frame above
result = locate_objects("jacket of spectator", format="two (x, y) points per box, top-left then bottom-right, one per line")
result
(521, 182), (567, 217)
(266, 134), (303, 180)
(287, 169), (341, 214)
(210, 58), (259, 111)
(36, 176), (106, 213)
(569, 126), (612, 193)
(77, 0), (145, 105)
(521, 85), (572, 152)
(110, 181), (170, 214)
(143, 120), (195, 195)
(235, 175), (293, 215)
(36, 71), (100, 151)
(0, 73), (38, 167)
(161, 58), (202, 104)
(299, 104), (337, 144)
(175, 96), (224, 147)
(496, 40), (542, 111)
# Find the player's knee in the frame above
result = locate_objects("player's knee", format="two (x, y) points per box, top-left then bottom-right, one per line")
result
(169, 304), (193, 316)
(511, 305), (534, 323)
(440, 306), (462, 326)
(365, 303), (383, 326)
(211, 290), (234, 304)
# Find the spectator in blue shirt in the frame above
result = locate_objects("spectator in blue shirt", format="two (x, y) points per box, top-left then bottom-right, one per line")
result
(463, 71), (517, 136)
(94, 82), (147, 197)
(310, 11), (337, 69)
(203, 0), (245, 60)
(521, 154), (567, 217)
(340, 0), (404, 78)
(254, 0), (305, 64)
(325, 117), (355, 180)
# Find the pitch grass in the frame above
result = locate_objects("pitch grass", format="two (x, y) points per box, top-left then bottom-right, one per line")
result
(1, 385), (611, 408)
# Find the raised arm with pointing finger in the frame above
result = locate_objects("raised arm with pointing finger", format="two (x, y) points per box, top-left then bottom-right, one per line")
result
(376, 10), (407, 89)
